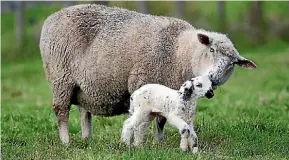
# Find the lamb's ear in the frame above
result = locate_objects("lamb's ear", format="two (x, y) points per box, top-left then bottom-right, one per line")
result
(184, 88), (193, 101)
(183, 86), (193, 101)
(236, 56), (257, 69)
(197, 33), (211, 46)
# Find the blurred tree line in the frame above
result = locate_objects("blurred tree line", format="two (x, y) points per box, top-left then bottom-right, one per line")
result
(2, 1), (289, 54)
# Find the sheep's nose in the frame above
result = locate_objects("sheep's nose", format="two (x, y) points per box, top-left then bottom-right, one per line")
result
(205, 89), (214, 99)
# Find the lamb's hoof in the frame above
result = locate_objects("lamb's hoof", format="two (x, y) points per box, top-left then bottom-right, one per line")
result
(192, 147), (198, 154)
(120, 138), (131, 146)
(133, 141), (144, 147)
(180, 137), (189, 151)
(155, 133), (165, 142)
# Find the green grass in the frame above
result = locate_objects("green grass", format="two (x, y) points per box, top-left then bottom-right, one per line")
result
(2, 49), (289, 159)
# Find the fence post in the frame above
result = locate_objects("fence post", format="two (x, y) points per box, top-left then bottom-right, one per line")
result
(137, 1), (148, 14)
(175, 1), (185, 18)
(217, 1), (226, 32)
(15, 1), (25, 48)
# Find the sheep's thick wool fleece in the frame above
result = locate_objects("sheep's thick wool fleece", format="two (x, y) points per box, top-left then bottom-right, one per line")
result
(40, 4), (196, 116)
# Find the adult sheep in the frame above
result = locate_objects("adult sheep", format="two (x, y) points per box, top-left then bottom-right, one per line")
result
(39, 4), (257, 144)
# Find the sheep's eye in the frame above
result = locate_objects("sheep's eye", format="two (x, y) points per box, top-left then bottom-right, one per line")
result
(233, 59), (238, 65)
(196, 83), (202, 88)
(210, 48), (215, 52)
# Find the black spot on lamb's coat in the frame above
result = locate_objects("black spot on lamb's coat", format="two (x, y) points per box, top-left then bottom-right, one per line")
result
(181, 128), (190, 135)
(193, 141), (198, 147)
(182, 88), (193, 101)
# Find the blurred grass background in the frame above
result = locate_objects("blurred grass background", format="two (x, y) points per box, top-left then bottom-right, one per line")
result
(1, 1), (289, 159)
(1, 1), (289, 61)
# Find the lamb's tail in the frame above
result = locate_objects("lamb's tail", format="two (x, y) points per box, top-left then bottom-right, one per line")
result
(128, 95), (135, 116)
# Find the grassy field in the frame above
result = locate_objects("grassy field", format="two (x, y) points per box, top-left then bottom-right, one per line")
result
(2, 49), (289, 159)
(2, 2), (289, 160)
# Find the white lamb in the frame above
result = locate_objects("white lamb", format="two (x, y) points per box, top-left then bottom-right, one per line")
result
(121, 76), (214, 153)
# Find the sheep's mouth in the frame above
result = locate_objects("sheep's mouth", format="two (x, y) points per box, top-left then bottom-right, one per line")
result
(210, 80), (219, 90)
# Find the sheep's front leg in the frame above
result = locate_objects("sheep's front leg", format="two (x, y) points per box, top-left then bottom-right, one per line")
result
(167, 115), (191, 151)
(52, 82), (74, 144)
(53, 104), (70, 144)
(79, 107), (92, 140)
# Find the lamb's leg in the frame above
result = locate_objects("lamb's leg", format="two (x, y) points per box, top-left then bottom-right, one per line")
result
(155, 115), (166, 142)
(121, 117), (134, 145)
(79, 107), (92, 140)
(52, 83), (74, 144)
(134, 120), (151, 146)
(166, 115), (191, 151)
(121, 109), (147, 145)
(188, 128), (198, 154)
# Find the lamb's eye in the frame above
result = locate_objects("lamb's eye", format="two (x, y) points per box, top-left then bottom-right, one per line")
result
(196, 83), (202, 88)
(210, 48), (215, 52)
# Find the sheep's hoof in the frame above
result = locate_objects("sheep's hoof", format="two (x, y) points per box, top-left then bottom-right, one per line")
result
(133, 142), (144, 147)
(81, 136), (92, 141)
(60, 136), (70, 144)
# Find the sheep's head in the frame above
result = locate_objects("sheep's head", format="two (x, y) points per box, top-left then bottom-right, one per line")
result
(179, 76), (213, 100)
(193, 30), (257, 89)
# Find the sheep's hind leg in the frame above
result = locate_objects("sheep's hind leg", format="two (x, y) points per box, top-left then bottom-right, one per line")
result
(79, 107), (92, 140)
(52, 83), (74, 144)
(155, 115), (166, 142)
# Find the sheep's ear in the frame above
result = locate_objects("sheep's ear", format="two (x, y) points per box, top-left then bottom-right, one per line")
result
(236, 57), (257, 69)
(197, 33), (211, 46)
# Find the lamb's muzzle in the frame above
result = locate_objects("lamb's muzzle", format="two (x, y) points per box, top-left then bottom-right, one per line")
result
(205, 89), (214, 99)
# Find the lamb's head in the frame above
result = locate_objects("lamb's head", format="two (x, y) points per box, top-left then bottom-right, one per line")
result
(179, 76), (213, 101)
(192, 30), (257, 89)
